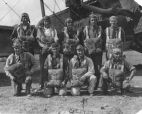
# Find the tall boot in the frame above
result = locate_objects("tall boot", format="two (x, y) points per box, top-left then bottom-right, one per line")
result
(11, 80), (22, 96)
(102, 78), (109, 95)
(88, 75), (97, 95)
(25, 77), (32, 95)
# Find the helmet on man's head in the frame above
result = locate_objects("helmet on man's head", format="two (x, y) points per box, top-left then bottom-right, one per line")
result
(112, 48), (122, 54)
(76, 44), (84, 51)
(109, 16), (118, 23)
(89, 13), (98, 20)
(111, 48), (123, 60)
(12, 39), (22, 48)
(21, 13), (30, 23)
(43, 16), (51, 23)
(89, 12), (98, 24)
(65, 17), (73, 26)
(51, 43), (60, 50)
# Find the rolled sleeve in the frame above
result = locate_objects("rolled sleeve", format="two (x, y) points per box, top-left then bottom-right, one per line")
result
(124, 60), (135, 72)
(100, 61), (110, 73)
(4, 54), (13, 77)
(29, 53), (38, 74)
(54, 29), (58, 42)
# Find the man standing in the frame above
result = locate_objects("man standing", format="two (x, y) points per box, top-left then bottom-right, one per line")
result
(11, 13), (37, 55)
(4, 39), (38, 96)
(36, 16), (58, 89)
(84, 13), (103, 89)
(62, 17), (79, 55)
(63, 17), (79, 43)
(100, 48), (136, 94)
(69, 45), (97, 96)
(105, 16), (125, 59)
(62, 17), (80, 87)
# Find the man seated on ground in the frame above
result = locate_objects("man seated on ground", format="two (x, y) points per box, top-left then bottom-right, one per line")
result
(4, 39), (38, 96)
(43, 43), (66, 97)
(100, 48), (136, 94)
(69, 44), (97, 96)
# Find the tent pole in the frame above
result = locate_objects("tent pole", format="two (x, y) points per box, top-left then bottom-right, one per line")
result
(40, 0), (45, 17)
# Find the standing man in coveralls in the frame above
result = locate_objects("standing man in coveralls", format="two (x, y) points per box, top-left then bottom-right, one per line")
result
(36, 16), (58, 89)
(83, 13), (103, 89)
(11, 13), (37, 55)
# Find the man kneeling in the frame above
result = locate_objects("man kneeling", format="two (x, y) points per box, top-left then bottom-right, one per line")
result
(69, 45), (97, 96)
(44, 43), (66, 97)
(4, 39), (37, 96)
(100, 48), (136, 94)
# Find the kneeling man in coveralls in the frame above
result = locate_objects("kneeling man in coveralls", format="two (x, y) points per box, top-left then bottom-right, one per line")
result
(4, 39), (38, 96)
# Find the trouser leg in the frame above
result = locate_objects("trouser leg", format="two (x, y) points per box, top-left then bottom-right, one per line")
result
(11, 80), (22, 96)
(40, 49), (49, 89)
(29, 47), (34, 55)
(101, 77), (109, 93)
(25, 76), (32, 94)
(88, 75), (97, 94)
(63, 56), (69, 84)
(90, 53), (102, 89)
(94, 64), (101, 89)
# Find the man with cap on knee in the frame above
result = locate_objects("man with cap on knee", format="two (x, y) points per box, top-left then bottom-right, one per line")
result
(69, 44), (97, 96)
(4, 39), (38, 96)
(100, 48), (136, 94)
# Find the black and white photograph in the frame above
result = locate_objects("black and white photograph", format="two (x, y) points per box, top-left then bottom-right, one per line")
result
(0, 0), (142, 113)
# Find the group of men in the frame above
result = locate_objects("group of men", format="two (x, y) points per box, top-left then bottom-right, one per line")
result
(4, 12), (136, 97)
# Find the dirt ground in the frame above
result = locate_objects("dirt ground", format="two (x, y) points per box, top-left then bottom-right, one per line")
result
(0, 62), (142, 114)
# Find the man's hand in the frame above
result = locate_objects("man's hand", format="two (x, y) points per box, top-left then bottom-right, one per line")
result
(80, 75), (86, 82)
(10, 75), (16, 81)
(61, 81), (66, 87)
(25, 71), (32, 76)
(20, 36), (26, 41)
(27, 36), (35, 41)
(95, 48), (102, 53)
(126, 77), (131, 82)
(102, 72), (108, 79)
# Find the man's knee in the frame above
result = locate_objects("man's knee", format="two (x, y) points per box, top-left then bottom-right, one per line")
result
(101, 73), (109, 79)
(90, 75), (97, 82)
(59, 88), (67, 96)
(25, 76), (32, 84)
(71, 87), (80, 96)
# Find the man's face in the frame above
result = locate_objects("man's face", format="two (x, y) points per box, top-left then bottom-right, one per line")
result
(67, 20), (73, 29)
(110, 19), (117, 27)
(22, 16), (29, 24)
(63, 43), (71, 54)
(77, 49), (84, 58)
(113, 52), (121, 60)
(90, 17), (97, 26)
(14, 46), (22, 55)
(44, 20), (51, 28)
(52, 48), (58, 55)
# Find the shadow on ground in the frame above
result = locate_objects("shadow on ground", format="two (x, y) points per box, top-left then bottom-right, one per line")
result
(0, 73), (11, 87)
(124, 87), (142, 97)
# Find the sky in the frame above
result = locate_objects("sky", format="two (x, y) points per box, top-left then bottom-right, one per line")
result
(0, 0), (142, 26)
(134, 0), (142, 6)
(0, 0), (66, 26)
